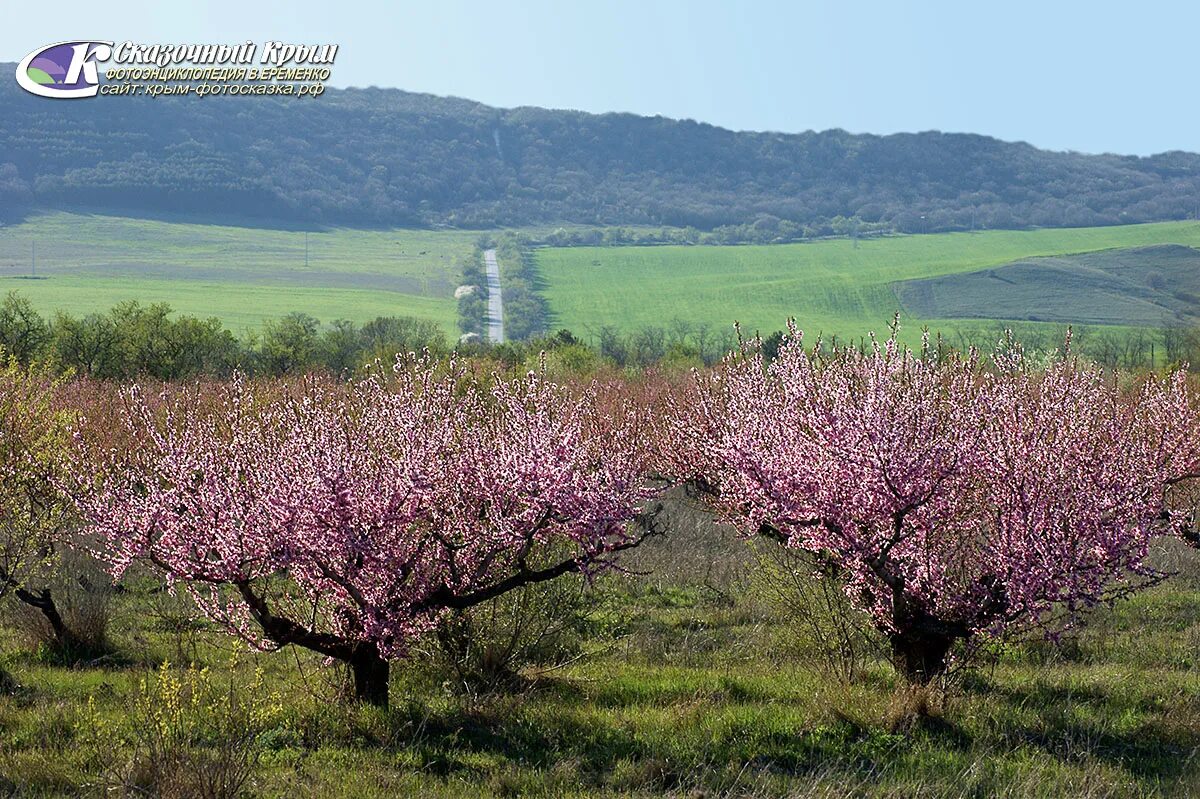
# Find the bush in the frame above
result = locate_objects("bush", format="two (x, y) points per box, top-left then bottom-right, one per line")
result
(8, 551), (116, 664)
(80, 661), (284, 799)
(751, 541), (884, 684)
(431, 574), (591, 695)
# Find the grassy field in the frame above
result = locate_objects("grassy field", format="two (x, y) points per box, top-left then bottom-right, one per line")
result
(2, 504), (1199, 798)
(895, 244), (1200, 327)
(9, 213), (1200, 348)
(0, 213), (478, 334)
(535, 222), (1200, 344)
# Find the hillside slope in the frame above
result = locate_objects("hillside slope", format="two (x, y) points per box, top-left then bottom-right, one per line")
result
(3, 71), (1200, 232)
(534, 222), (1200, 341)
(893, 244), (1200, 326)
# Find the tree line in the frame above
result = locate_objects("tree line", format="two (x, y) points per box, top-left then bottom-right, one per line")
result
(5, 77), (1200, 234)
(456, 236), (550, 343)
(455, 248), (488, 340)
(0, 292), (447, 380)
(534, 216), (894, 248)
(8, 288), (1200, 381)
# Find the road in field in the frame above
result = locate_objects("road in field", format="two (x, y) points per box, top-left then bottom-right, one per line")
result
(484, 248), (504, 343)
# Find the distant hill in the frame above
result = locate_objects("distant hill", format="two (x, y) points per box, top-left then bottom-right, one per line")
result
(4, 70), (1200, 233)
(893, 244), (1200, 326)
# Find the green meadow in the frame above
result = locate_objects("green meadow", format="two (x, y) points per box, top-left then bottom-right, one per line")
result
(4, 522), (1199, 797)
(534, 222), (1200, 343)
(0, 213), (477, 334)
(9, 213), (1200, 346)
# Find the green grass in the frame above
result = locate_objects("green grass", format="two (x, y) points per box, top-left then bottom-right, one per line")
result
(11, 213), (1200, 347)
(2, 530), (1199, 797)
(0, 213), (480, 333)
(895, 244), (1200, 327)
(535, 222), (1200, 343)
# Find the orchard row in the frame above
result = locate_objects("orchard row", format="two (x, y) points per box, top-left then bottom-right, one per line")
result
(3, 329), (1200, 709)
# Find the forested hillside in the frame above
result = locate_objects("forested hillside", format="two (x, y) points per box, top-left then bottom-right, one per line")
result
(3, 69), (1200, 234)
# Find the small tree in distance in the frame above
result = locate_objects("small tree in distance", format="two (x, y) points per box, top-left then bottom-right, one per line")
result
(68, 356), (655, 707)
(665, 324), (1200, 683)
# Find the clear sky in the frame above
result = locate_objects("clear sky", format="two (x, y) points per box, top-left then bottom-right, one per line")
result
(2, 0), (1195, 156)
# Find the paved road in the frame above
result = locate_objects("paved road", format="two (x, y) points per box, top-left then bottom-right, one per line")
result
(484, 248), (504, 343)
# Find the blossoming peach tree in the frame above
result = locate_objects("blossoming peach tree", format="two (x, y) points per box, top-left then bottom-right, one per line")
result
(0, 361), (72, 643)
(664, 327), (1200, 683)
(68, 357), (654, 706)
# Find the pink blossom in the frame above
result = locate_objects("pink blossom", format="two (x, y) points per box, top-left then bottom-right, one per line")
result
(67, 356), (652, 705)
(663, 326), (1200, 680)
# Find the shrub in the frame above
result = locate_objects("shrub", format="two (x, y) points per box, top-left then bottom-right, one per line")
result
(750, 541), (883, 685)
(431, 572), (590, 695)
(80, 661), (283, 799)
(8, 551), (115, 664)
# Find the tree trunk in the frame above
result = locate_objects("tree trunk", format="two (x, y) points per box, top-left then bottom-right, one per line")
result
(13, 586), (81, 653)
(890, 629), (955, 685)
(0, 665), (16, 694)
(349, 646), (390, 708)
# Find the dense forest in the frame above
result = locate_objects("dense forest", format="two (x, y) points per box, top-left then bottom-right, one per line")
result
(3, 70), (1200, 235)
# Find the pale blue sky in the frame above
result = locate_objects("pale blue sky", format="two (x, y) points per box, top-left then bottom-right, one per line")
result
(3, 1), (1195, 155)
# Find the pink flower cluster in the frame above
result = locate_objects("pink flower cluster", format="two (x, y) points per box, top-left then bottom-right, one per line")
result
(68, 356), (650, 659)
(64, 331), (1200, 683)
(664, 327), (1200, 645)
